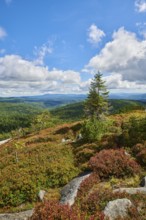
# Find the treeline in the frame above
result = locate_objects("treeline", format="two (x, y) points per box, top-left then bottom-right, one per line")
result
(0, 99), (145, 135)
(0, 103), (44, 134)
(51, 99), (146, 121)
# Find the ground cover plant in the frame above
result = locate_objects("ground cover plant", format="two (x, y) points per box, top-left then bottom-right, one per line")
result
(0, 123), (80, 210)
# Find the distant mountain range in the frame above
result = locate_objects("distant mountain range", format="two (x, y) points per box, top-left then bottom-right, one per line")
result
(109, 93), (146, 101)
(0, 93), (145, 108)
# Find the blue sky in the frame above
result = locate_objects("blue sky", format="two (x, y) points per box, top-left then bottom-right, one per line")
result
(0, 0), (146, 96)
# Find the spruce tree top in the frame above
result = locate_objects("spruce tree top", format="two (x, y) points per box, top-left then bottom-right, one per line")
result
(84, 71), (109, 120)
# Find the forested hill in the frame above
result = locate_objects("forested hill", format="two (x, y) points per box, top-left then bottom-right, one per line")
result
(0, 99), (145, 138)
(51, 99), (146, 121)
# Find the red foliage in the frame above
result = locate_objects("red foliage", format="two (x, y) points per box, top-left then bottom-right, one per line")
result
(30, 200), (104, 220)
(77, 173), (99, 201)
(30, 200), (83, 220)
(89, 149), (140, 179)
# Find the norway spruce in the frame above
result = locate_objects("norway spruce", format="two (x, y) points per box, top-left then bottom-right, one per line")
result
(82, 72), (110, 142)
(84, 71), (109, 120)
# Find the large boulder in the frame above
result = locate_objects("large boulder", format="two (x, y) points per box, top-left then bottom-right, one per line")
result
(60, 172), (91, 206)
(104, 198), (132, 220)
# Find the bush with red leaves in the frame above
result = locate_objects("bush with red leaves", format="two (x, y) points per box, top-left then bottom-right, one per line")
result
(30, 200), (84, 220)
(76, 173), (99, 202)
(30, 200), (104, 220)
(89, 149), (140, 179)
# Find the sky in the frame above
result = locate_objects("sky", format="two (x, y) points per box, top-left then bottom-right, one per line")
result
(0, 0), (146, 96)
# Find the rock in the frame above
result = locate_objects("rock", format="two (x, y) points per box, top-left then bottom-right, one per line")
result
(140, 176), (146, 187)
(0, 210), (33, 220)
(60, 172), (91, 206)
(76, 133), (83, 141)
(104, 198), (132, 220)
(0, 138), (11, 146)
(38, 190), (46, 202)
(61, 138), (71, 143)
(124, 151), (130, 157)
(113, 187), (146, 195)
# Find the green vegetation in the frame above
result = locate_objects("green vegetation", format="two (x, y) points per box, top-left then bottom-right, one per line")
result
(0, 88), (146, 218)
(0, 103), (44, 139)
(110, 99), (145, 114)
(0, 125), (79, 208)
(82, 73), (110, 142)
(81, 117), (113, 142)
(51, 99), (146, 122)
(84, 72), (109, 119)
(51, 102), (84, 121)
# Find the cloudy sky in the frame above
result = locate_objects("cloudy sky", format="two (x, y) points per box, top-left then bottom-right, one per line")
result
(0, 0), (146, 96)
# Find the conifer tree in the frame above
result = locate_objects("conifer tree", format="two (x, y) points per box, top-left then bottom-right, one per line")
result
(84, 71), (109, 120)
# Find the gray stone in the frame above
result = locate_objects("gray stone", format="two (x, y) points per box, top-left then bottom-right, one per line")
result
(0, 210), (33, 220)
(61, 138), (71, 143)
(60, 172), (91, 206)
(76, 133), (83, 141)
(113, 187), (146, 195)
(140, 176), (146, 187)
(38, 190), (46, 202)
(0, 138), (11, 146)
(104, 198), (132, 220)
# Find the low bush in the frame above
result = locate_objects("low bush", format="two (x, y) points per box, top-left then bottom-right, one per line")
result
(81, 117), (113, 142)
(0, 143), (79, 207)
(30, 200), (104, 220)
(30, 201), (83, 220)
(76, 173), (99, 202)
(89, 149), (140, 179)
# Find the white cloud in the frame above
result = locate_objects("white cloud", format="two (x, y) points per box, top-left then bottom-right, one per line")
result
(33, 41), (53, 65)
(87, 24), (105, 45)
(104, 74), (146, 90)
(0, 54), (87, 96)
(0, 27), (7, 40)
(86, 27), (146, 90)
(135, 0), (146, 12)
(136, 22), (146, 38)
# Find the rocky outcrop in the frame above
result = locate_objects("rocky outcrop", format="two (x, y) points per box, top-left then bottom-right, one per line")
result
(60, 172), (91, 206)
(0, 210), (33, 220)
(104, 198), (132, 220)
(113, 187), (146, 195)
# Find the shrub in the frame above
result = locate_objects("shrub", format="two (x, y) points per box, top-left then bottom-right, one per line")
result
(76, 173), (99, 202)
(0, 143), (79, 207)
(81, 117), (112, 142)
(31, 201), (86, 220)
(119, 116), (146, 147)
(89, 149), (140, 179)
(30, 200), (104, 220)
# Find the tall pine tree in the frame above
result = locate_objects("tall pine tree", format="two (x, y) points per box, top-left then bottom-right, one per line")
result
(84, 71), (109, 120)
